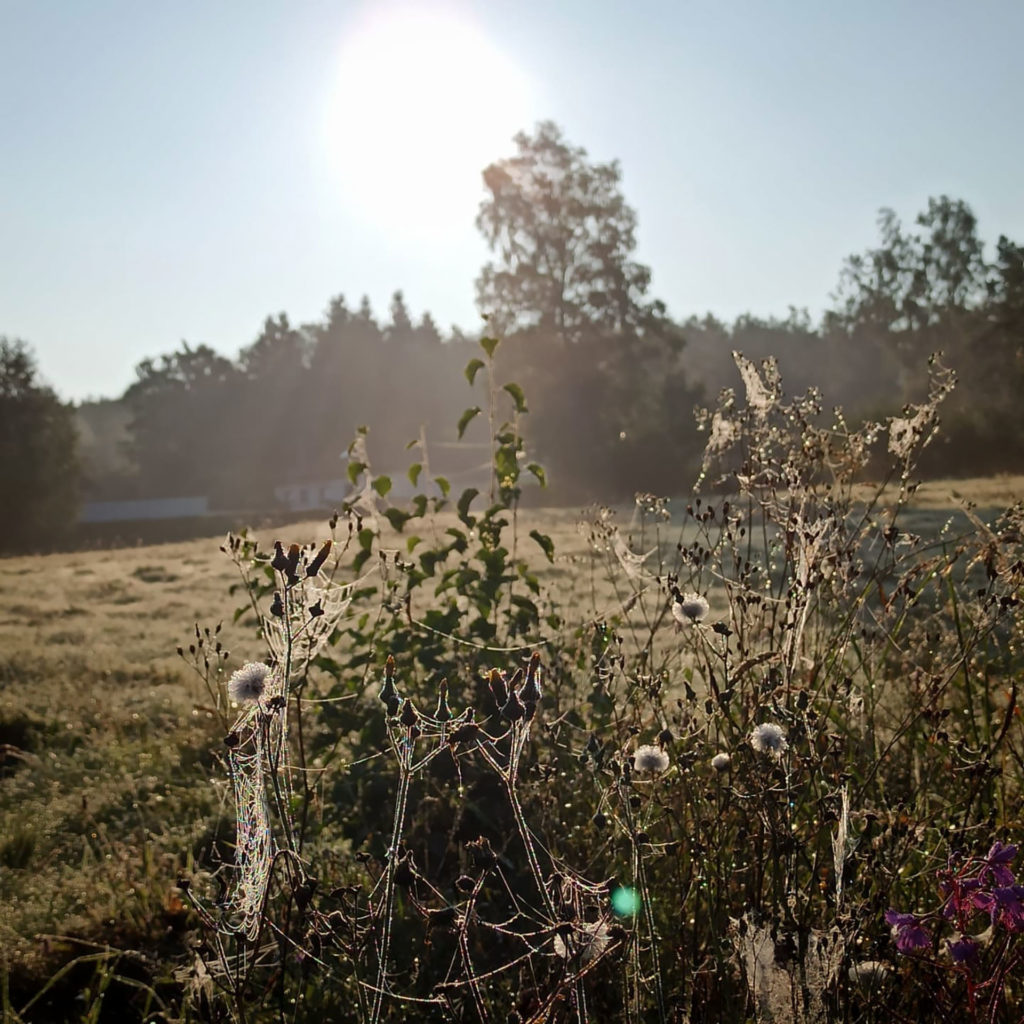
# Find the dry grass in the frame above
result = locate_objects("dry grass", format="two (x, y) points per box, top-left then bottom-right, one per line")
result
(852, 472), (1024, 510)
(5, 472), (1016, 669)
(0, 472), (1020, 1018)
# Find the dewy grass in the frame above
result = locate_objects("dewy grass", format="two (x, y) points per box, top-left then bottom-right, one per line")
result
(3, 343), (1024, 1021)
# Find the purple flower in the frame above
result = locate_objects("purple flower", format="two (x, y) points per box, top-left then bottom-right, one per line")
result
(948, 936), (979, 963)
(993, 886), (1024, 932)
(953, 877), (994, 918)
(981, 842), (1018, 887)
(885, 910), (932, 953)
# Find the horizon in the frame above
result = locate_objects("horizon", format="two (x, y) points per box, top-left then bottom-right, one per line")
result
(3, 0), (1023, 404)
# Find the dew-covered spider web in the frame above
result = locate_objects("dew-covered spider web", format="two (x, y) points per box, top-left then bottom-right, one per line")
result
(225, 672), (288, 941)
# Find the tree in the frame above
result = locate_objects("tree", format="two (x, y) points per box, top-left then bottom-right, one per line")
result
(475, 121), (656, 342)
(0, 338), (79, 551)
(239, 313), (310, 381)
(475, 122), (701, 497)
(826, 196), (988, 369)
(385, 290), (415, 345)
(826, 198), (1024, 472)
(124, 342), (241, 500)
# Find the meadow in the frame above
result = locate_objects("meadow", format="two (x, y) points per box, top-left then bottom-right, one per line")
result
(2, 346), (1024, 1023)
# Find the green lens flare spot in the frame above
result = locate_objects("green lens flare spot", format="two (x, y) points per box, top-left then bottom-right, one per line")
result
(611, 886), (639, 917)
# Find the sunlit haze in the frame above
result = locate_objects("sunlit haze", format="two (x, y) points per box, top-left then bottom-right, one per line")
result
(321, 5), (536, 236)
(2, 0), (1023, 402)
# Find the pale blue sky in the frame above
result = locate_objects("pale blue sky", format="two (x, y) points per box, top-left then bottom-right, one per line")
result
(3, 0), (1022, 402)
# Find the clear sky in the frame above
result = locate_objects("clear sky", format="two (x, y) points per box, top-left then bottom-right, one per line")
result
(3, 0), (1022, 403)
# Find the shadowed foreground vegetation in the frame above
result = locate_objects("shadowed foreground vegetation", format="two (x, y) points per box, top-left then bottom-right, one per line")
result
(2, 343), (1024, 1023)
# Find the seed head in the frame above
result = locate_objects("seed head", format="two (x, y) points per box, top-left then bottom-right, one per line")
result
(750, 722), (788, 758)
(671, 591), (710, 625)
(228, 662), (272, 703)
(711, 752), (731, 772)
(633, 744), (670, 775)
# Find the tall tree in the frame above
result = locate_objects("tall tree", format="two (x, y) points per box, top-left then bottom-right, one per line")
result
(0, 338), (79, 550)
(475, 123), (700, 496)
(476, 121), (656, 342)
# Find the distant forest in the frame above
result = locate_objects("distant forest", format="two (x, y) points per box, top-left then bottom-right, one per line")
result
(13, 124), (1024, 534)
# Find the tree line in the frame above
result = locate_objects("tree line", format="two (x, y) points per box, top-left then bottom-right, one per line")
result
(3, 122), (1023, 550)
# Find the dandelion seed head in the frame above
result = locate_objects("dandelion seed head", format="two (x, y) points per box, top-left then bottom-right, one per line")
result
(228, 662), (272, 703)
(672, 591), (709, 625)
(711, 752), (731, 772)
(750, 722), (787, 758)
(633, 744), (670, 774)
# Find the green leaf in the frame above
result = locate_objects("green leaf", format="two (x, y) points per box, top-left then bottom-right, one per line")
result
(383, 507), (410, 531)
(457, 488), (479, 525)
(457, 406), (481, 440)
(407, 463), (422, 487)
(464, 357), (485, 385)
(529, 529), (555, 563)
(406, 535), (422, 553)
(511, 595), (540, 619)
(372, 475), (392, 497)
(434, 476), (450, 498)
(347, 460), (365, 485)
(412, 494), (428, 517)
(526, 463), (547, 487)
(456, 566), (481, 588)
(480, 336), (500, 359)
(503, 381), (528, 413)
(445, 527), (468, 554)
(358, 528), (375, 551)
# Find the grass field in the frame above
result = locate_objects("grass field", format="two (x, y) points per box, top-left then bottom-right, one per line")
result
(1, 472), (1022, 1021)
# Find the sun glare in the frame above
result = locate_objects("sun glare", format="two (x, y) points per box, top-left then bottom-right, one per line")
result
(322, 4), (536, 237)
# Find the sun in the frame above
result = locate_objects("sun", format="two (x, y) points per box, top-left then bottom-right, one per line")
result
(321, 3), (537, 237)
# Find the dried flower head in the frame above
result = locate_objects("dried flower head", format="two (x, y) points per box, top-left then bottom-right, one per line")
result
(633, 744), (670, 775)
(711, 752), (731, 772)
(228, 662), (273, 703)
(672, 591), (710, 625)
(749, 722), (788, 758)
